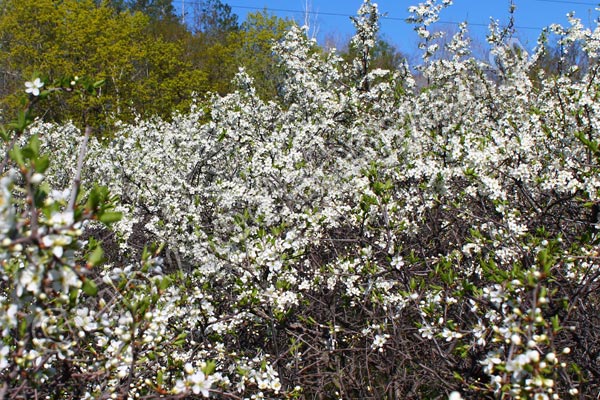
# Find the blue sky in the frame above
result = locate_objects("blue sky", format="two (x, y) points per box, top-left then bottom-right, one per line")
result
(173, 1), (600, 56)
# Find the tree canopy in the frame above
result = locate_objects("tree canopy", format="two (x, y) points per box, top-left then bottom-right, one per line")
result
(0, 0), (204, 126)
(0, 0), (303, 127)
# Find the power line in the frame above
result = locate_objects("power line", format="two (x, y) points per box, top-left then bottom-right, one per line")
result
(223, 4), (358, 19)
(170, 0), (547, 31)
(536, 0), (598, 5)
(435, 20), (542, 30)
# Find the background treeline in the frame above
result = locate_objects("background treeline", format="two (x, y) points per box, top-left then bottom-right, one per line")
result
(0, 0), (585, 129)
(0, 0), (406, 128)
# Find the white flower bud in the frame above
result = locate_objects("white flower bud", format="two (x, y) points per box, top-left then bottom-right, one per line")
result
(30, 173), (44, 184)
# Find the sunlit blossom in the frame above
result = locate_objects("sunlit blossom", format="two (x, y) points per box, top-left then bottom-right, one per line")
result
(25, 78), (44, 96)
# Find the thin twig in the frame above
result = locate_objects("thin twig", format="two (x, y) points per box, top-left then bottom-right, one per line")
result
(0, 132), (21, 175)
(68, 125), (91, 212)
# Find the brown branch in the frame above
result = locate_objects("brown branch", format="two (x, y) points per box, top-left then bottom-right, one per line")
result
(68, 125), (91, 213)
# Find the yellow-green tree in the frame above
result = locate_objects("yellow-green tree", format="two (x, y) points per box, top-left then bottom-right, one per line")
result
(341, 36), (407, 72)
(235, 10), (294, 100)
(183, 0), (240, 95)
(0, 0), (206, 127)
(185, 4), (293, 99)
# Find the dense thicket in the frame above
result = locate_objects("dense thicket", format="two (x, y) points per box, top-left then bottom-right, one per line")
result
(1, 0), (599, 399)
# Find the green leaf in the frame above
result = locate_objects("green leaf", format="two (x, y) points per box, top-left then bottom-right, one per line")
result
(82, 279), (98, 296)
(21, 147), (35, 159)
(33, 187), (47, 207)
(8, 110), (31, 132)
(88, 246), (104, 267)
(34, 155), (50, 173)
(70, 287), (79, 303)
(551, 315), (562, 333)
(86, 186), (102, 211)
(0, 126), (9, 142)
(202, 360), (216, 375)
(29, 134), (40, 156)
(173, 332), (187, 346)
(9, 144), (24, 166)
(158, 276), (172, 291)
(39, 90), (51, 99)
(19, 318), (27, 336)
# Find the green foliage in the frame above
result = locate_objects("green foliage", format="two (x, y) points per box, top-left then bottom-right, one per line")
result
(530, 35), (590, 82)
(192, 0), (239, 40)
(126, 0), (176, 21)
(236, 10), (294, 99)
(0, 0), (302, 124)
(0, 0), (202, 127)
(342, 36), (407, 72)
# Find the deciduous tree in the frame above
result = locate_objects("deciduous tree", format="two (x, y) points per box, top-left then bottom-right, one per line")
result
(0, 0), (203, 127)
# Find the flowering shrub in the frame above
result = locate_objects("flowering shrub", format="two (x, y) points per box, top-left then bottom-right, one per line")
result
(2, 0), (600, 398)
